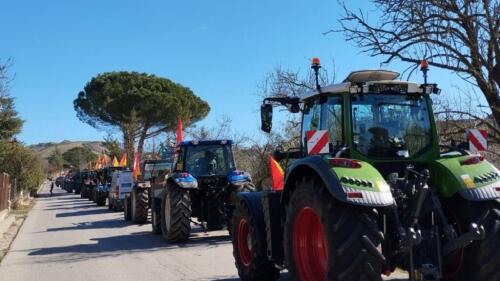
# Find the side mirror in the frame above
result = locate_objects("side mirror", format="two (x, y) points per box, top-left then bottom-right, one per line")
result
(261, 104), (273, 133)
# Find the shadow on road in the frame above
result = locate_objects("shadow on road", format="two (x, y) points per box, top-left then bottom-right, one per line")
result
(28, 230), (231, 258)
(28, 231), (169, 257)
(44, 218), (129, 232)
(36, 193), (67, 198)
(215, 272), (289, 281)
(55, 208), (110, 218)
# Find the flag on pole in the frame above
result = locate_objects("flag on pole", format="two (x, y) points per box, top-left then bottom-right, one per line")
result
(133, 153), (141, 180)
(176, 118), (183, 144)
(94, 155), (101, 169)
(112, 156), (120, 167)
(269, 156), (284, 191)
(119, 153), (127, 167)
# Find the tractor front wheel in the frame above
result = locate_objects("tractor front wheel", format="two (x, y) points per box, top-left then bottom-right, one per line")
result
(124, 196), (132, 221)
(151, 197), (162, 234)
(284, 177), (384, 281)
(206, 190), (224, 231)
(161, 184), (191, 242)
(96, 193), (106, 206)
(232, 199), (279, 281)
(443, 199), (500, 281)
(132, 189), (149, 223)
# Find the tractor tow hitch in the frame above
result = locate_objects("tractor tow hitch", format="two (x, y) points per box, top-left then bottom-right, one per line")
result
(442, 223), (485, 256)
(190, 219), (208, 233)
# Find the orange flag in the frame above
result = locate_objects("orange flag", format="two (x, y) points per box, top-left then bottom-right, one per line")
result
(176, 118), (183, 144)
(112, 156), (120, 167)
(133, 153), (141, 180)
(119, 153), (127, 167)
(269, 156), (284, 191)
(94, 155), (101, 169)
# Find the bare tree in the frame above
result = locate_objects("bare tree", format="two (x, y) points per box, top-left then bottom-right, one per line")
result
(258, 63), (336, 98)
(335, 0), (500, 125)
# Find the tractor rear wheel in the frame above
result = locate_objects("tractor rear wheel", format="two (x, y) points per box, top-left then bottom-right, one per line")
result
(284, 177), (384, 281)
(232, 198), (280, 281)
(124, 196), (132, 221)
(151, 197), (162, 234)
(96, 193), (106, 206)
(132, 189), (149, 223)
(443, 199), (500, 281)
(207, 190), (224, 231)
(161, 184), (191, 242)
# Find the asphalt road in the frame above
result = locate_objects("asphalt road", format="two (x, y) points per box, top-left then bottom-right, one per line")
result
(0, 185), (408, 281)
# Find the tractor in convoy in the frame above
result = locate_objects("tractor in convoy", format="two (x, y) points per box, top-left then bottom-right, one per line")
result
(108, 169), (134, 211)
(151, 140), (255, 242)
(73, 171), (83, 194)
(123, 159), (174, 224)
(231, 59), (500, 281)
(93, 167), (120, 207)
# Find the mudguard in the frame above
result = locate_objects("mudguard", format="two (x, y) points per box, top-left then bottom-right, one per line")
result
(283, 156), (394, 207)
(227, 170), (252, 186)
(429, 155), (500, 201)
(171, 172), (198, 189)
(236, 192), (266, 236)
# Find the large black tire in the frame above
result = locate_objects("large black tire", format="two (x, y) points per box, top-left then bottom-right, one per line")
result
(151, 197), (162, 234)
(88, 188), (94, 201)
(161, 185), (191, 243)
(285, 177), (384, 281)
(232, 197), (280, 281)
(124, 196), (132, 221)
(227, 185), (255, 236)
(206, 190), (225, 231)
(96, 194), (106, 206)
(443, 199), (500, 281)
(132, 189), (149, 224)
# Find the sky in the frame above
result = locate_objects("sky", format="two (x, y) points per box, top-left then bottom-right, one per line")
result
(0, 0), (472, 145)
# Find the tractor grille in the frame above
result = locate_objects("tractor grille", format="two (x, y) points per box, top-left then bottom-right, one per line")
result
(196, 176), (227, 189)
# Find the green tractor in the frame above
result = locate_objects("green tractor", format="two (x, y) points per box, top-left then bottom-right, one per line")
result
(231, 60), (500, 281)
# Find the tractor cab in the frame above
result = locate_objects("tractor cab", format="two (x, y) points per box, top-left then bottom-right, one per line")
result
(262, 69), (441, 167)
(175, 140), (236, 178)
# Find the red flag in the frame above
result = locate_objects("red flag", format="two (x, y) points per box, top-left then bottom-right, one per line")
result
(176, 118), (183, 144)
(133, 153), (141, 180)
(269, 156), (284, 191)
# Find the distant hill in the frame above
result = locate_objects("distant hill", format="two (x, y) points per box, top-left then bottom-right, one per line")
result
(29, 140), (106, 171)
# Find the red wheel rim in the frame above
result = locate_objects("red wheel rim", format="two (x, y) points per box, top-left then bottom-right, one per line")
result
(237, 218), (252, 267)
(293, 206), (328, 281)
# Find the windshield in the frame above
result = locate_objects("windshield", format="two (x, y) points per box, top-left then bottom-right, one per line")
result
(351, 94), (432, 158)
(143, 162), (172, 180)
(184, 145), (234, 176)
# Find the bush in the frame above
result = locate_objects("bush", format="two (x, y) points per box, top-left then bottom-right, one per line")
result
(0, 141), (44, 193)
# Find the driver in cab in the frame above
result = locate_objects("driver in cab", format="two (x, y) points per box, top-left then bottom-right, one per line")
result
(196, 151), (217, 175)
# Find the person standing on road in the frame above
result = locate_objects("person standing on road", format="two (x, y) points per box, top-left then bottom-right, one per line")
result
(50, 181), (54, 196)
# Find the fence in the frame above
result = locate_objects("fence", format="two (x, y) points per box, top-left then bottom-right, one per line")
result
(0, 173), (11, 212)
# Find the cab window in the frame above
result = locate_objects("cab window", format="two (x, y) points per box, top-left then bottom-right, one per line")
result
(301, 100), (321, 146)
(322, 96), (343, 147)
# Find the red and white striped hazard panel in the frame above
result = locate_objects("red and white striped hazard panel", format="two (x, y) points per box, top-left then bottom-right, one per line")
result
(306, 130), (330, 155)
(467, 129), (487, 152)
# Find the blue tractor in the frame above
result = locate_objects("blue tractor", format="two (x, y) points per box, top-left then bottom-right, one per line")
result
(151, 140), (255, 242)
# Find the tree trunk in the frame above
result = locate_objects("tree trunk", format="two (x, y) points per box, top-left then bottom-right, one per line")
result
(493, 64), (500, 89)
(136, 126), (149, 161)
(122, 127), (135, 170)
